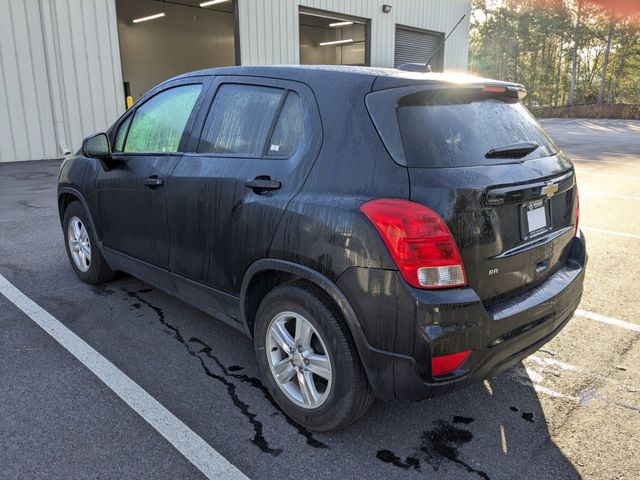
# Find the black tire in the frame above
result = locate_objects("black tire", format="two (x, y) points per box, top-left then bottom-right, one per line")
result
(254, 281), (373, 431)
(62, 201), (116, 284)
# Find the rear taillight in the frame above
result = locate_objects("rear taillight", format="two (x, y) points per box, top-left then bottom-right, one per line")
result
(360, 199), (467, 289)
(575, 188), (580, 235)
(432, 350), (472, 377)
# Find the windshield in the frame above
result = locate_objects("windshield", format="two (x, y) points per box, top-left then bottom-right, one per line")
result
(397, 95), (557, 168)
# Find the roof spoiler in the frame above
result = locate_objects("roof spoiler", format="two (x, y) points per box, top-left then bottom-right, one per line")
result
(482, 85), (528, 100)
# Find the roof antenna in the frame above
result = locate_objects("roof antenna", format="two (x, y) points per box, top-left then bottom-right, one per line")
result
(425, 13), (466, 71)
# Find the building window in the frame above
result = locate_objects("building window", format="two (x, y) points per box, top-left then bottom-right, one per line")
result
(299, 9), (369, 66)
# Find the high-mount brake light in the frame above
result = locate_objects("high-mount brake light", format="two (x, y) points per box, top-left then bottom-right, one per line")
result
(360, 199), (467, 289)
(482, 86), (507, 93)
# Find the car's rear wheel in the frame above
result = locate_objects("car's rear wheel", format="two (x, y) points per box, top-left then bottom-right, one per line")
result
(254, 282), (373, 431)
(63, 201), (116, 284)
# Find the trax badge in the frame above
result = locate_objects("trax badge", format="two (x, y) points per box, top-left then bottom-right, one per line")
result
(541, 181), (559, 198)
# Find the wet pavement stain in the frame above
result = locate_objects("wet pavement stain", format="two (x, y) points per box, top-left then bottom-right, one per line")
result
(93, 286), (116, 297)
(376, 450), (420, 470)
(189, 337), (329, 449)
(510, 406), (534, 423)
(375, 418), (489, 479)
(453, 415), (475, 425)
(126, 289), (282, 456)
(421, 421), (489, 479)
(17, 199), (46, 209)
(521, 412), (534, 423)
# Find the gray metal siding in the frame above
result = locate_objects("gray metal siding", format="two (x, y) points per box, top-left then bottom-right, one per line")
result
(0, 0), (124, 162)
(0, 0), (56, 162)
(238, 0), (470, 70)
(1, 0), (470, 162)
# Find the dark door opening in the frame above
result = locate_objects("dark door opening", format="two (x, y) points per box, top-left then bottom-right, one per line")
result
(299, 8), (369, 66)
(116, 0), (238, 102)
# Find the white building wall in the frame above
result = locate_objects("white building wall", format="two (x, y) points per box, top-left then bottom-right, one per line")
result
(237, 0), (471, 70)
(0, 0), (56, 162)
(1, 0), (470, 162)
(0, 0), (124, 162)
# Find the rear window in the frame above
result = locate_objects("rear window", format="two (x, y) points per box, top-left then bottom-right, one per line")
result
(397, 92), (557, 168)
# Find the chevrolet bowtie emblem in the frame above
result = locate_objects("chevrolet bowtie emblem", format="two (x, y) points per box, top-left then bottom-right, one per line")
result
(541, 182), (559, 198)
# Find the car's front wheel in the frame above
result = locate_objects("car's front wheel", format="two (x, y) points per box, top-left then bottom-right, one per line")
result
(254, 282), (373, 431)
(63, 201), (116, 284)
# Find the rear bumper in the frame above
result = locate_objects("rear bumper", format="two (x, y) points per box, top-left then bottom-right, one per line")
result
(336, 232), (587, 400)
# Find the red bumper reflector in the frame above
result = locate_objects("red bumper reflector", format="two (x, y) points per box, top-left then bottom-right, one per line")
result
(432, 350), (472, 376)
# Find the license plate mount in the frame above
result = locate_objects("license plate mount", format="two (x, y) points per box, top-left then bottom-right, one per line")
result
(520, 199), (552, 240)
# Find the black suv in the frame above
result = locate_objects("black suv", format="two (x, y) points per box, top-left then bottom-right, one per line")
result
(58, 66), (586, 431)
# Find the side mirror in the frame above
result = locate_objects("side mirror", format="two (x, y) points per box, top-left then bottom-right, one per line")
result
(82, 133), (111, 160)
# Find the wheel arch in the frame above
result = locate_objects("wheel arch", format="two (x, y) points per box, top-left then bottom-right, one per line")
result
(240, 259), (365, 342)
(58, 187), (103, 256)
(58, 187), (91, 224)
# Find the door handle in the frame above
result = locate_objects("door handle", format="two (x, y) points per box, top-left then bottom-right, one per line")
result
(246, 177), (281, 193)
(144, 176), (164, 188)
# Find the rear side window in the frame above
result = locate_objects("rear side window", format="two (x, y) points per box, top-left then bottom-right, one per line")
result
(397, 92), (557, 168)
(267, 92), (303, 157)
(198, 84), (284, 155)
(124, 84), (202, 153)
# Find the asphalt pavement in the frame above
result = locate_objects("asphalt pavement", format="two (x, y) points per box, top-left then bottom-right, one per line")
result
(0, 118), (638, 479)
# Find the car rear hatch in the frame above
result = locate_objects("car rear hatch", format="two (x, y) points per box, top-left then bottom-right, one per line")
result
(367, 83), (579, 305)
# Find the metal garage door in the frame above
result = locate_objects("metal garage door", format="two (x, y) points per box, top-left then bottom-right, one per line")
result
(394, 26), (444, 71)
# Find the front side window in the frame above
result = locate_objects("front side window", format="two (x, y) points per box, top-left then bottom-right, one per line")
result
(198, 84), (284, 155)
(124, 84), (202, 153)
(113, 115), (132, 153)
(267, 92), (304, 157)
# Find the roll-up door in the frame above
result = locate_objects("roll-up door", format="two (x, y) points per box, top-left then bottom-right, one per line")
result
(394, 26), (444, 71)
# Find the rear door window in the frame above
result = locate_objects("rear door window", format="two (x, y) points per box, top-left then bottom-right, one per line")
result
(397, 92), (557, 168)
(124, 84), (202, 153)
(267, 92), (304, 157)
(198, 84), (284, 155)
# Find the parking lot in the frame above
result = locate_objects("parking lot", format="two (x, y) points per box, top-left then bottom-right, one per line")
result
(0, 118), (638, 479)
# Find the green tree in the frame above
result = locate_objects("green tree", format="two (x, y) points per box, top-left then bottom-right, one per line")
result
(469, 0), (640, 107)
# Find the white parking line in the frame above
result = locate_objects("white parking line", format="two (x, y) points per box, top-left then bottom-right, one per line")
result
(575, 309), (640, 333)
(572, 158), (631, 165)
(577, 171), (640, 180)
(582, 227), (640, 240)
(582, 192), (640, 201)
(0, 274), (249, 480)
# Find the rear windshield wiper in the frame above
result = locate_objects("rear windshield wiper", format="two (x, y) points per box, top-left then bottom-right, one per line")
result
(485, 141), (539, 159)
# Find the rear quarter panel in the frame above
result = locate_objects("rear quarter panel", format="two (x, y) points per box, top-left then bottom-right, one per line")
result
(269, 74), (409, 281)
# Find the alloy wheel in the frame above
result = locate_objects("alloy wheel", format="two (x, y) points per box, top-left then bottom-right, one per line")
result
(67, 216), (91, 272)
(266, 311), (333, 409)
